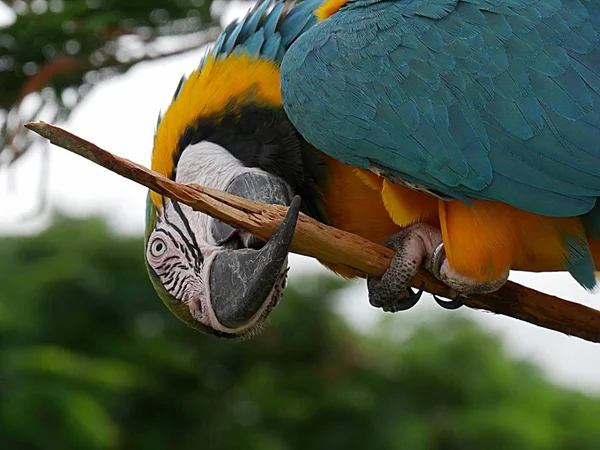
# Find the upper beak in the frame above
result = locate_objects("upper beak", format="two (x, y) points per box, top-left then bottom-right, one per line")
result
(208, 172), (299, 331)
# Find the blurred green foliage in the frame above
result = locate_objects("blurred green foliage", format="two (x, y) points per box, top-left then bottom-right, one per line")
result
(1, 218), (600, 449)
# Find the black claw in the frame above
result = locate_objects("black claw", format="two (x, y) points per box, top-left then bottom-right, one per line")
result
(433, 294), (464, 310)
(369, 296), (384, 308)
(386, 281), (425, 312)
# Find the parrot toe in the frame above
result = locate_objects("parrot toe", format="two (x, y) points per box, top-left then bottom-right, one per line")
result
(366, 224), (442, 313)
(439, 261), (508, 297)
(367, 278), (425, 312)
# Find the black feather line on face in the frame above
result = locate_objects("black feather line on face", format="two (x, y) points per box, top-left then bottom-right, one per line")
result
(170, 200), (204, 266)
(162, 205), (203, 269)
(173, 103), (330, 225)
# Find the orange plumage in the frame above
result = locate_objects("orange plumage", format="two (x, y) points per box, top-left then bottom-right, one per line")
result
(358, 175), (600, 283)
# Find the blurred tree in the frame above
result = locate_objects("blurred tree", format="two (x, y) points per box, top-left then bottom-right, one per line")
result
(0, 0), (223, 165)
(1, 217), (600, 450)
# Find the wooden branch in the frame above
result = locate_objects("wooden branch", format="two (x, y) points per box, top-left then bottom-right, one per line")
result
(24, 121), (600, 343)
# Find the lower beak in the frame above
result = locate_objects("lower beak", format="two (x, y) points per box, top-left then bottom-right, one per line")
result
(208, 192), (300, 331)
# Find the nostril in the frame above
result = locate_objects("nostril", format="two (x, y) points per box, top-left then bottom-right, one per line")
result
(240, 231), (265, 250)
(214, 227), (263, 251)
(219, 233), (244, 251)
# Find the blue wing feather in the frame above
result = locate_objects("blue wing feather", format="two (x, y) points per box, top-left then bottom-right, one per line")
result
(201, 0), (325, 69)
(239, 0), (273, 42)
(281, 0), (600, 284)
(262, 2), (285, 36)
(281, 0), (600, 218)
(164, 0), (326, 107)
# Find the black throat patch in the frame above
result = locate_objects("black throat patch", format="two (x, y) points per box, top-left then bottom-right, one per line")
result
(173, 103), (329, 224)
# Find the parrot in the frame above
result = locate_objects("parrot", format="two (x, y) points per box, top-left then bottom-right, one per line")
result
(145, 0), (600, 338)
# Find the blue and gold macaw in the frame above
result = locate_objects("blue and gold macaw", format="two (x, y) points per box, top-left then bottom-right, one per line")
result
(146, 0), (600, 337)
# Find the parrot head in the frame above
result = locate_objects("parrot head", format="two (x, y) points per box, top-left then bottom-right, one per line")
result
(144, 0), (327, 338)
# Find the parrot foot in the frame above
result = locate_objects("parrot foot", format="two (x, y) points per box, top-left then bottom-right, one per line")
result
(366, 224), (508, 313)
(367, 223), (442, 312)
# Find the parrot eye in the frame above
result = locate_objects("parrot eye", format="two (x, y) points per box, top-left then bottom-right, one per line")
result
(150, 237), (167, 257)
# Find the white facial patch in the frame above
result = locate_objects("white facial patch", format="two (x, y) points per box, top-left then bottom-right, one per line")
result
(146, 140), (293, 335)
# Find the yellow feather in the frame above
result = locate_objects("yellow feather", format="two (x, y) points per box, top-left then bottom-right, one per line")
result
(352, 168), (382, 191)
(315, 0), (350, 21)
(381, 179), (439, 228)
(150, 55), (282, 207)
(319, 156), (399, 277)
(438, 199), (585, 281)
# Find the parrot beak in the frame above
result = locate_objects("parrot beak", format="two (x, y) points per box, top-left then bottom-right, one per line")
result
(207, 172), (299, 332)
(211, 171), (293, 248)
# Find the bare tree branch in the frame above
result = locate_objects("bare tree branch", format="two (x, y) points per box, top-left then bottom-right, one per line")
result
(24, 121), (600, 344)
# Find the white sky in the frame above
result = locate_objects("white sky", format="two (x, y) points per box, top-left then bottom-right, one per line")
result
(2, 2), (600, 394)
